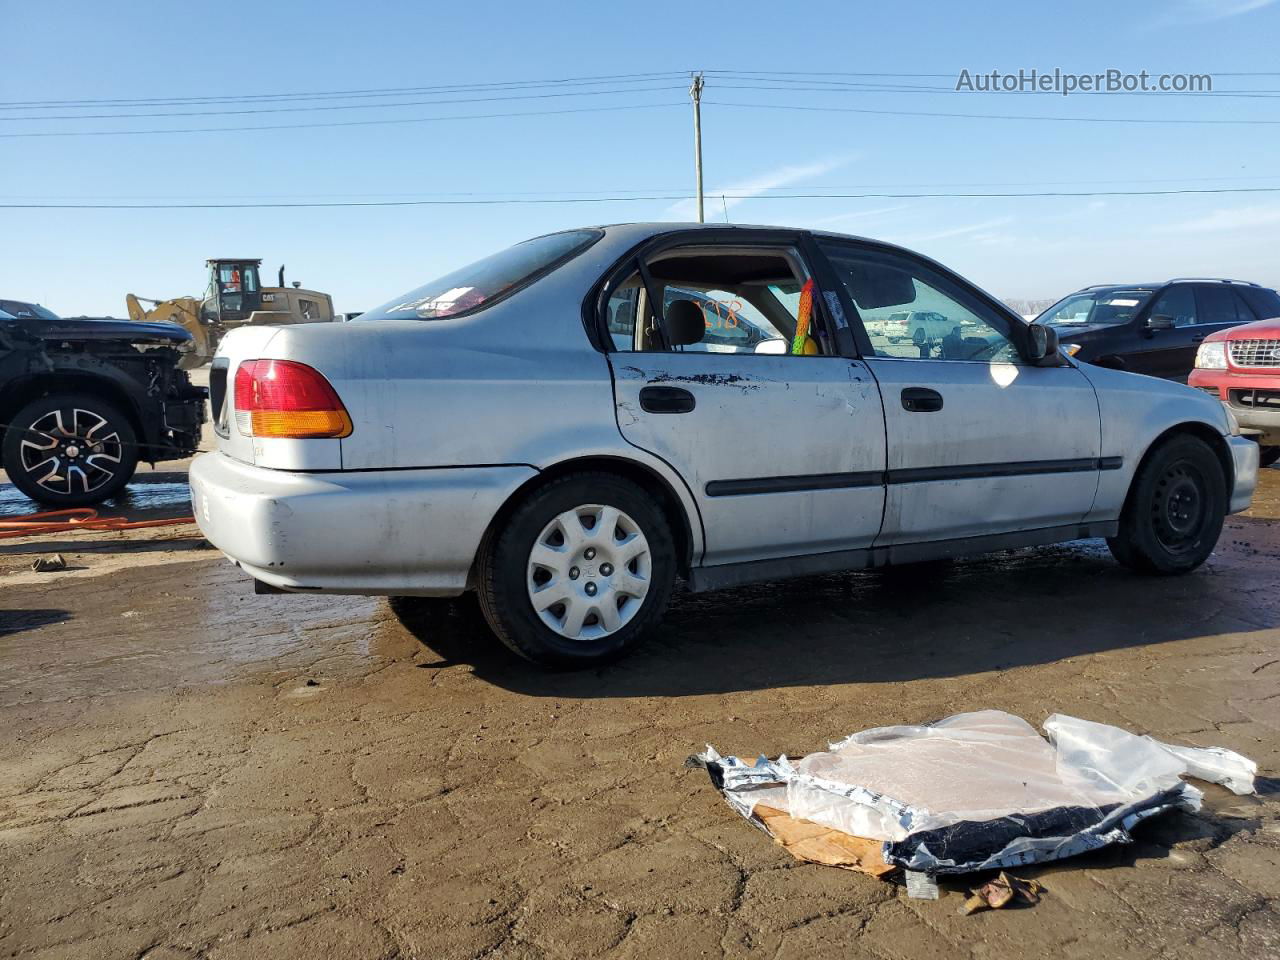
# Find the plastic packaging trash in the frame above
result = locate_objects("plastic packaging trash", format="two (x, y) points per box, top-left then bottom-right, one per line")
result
(693, 710), (1257, 877)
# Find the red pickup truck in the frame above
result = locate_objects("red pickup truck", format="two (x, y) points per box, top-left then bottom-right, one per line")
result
(1189, 316), (1280, 467)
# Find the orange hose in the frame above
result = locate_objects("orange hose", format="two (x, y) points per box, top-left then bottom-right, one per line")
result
(0, 508), (197, 540)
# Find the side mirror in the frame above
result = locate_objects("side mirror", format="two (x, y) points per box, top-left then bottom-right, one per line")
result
(1025, 323), (1061, 365)
(1147, 314), (1174, 331)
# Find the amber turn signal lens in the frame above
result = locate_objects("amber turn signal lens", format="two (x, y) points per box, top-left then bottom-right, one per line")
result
(249, 410), (353, 439)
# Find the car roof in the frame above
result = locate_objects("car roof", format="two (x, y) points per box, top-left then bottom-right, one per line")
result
(1072, 279), (1266, 294)
(587, 223), (1019, 321)
(592, 222), (955, 270)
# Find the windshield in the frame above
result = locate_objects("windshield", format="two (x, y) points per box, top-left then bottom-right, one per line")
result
(359, 229), (601, 321)
(1039, 289), (1152, 327)
(0, 299), (60, 321)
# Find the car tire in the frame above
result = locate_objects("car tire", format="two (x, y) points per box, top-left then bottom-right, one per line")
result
(1106, 435), (1226, 575)
(1259, 445), (1280, 469)
(2, 394), (139, 507)
(476, 472), (676, 667)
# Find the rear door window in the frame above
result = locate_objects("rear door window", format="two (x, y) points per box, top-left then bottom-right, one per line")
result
(633, 246), (829, 356)
(1195, 285), (1244, 326)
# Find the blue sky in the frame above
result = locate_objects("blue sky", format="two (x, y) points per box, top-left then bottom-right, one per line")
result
(5, 0), (1280, 315)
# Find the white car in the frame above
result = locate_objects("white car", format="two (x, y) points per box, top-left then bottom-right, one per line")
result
(881, 309), (954, 343)
(190, 224), (1259, 666)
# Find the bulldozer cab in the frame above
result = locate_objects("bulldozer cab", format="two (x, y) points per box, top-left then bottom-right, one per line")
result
(204, 259), (263, 324)
(129, 258), (335, 367)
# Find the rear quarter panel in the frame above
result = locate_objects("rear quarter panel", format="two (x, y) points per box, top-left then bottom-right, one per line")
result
(225, 232), (706, 560)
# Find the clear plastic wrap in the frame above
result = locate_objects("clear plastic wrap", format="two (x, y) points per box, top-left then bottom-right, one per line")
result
(695, 710), (1255, 876)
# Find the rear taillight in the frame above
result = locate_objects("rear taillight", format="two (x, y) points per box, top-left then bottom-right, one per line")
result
(233, 359), (353, 439)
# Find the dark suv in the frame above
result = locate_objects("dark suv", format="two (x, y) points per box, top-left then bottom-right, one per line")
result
(1, 299), (206, 506)
(1037, 279), (1280, 381)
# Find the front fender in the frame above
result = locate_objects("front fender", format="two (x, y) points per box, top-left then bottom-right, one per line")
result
(1076, 363), (1232, 521)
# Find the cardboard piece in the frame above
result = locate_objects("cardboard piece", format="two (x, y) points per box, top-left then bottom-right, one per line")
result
(752, 804), (895, 877)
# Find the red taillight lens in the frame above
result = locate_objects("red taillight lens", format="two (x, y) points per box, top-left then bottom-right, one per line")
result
(233, 359), (353, 439)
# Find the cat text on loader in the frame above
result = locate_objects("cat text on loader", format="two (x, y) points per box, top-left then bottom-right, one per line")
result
(125, 260), (335, 369)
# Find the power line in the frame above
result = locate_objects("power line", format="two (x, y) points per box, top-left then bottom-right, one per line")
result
(11, 68), (1279, 111)
(0, 101), (687, 139)
(711, 78), (1280, 99)
(706, 69), (1280, 78)
(708, 100), (1280, 125)
(8, 173), (1280, 202)
(0, 71), (693, 109)
(705, 69), (1280, 97)
(9, 185), (1280, 210)
(0, 83), (690, 121)
(8, 95), (1272, 139)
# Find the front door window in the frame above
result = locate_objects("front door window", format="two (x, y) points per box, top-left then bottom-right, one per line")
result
(818, 243), (1020, 363)
(1149, 286), (1197, 327)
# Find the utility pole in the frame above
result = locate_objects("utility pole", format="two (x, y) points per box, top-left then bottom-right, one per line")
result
(690, 72), (705, 223)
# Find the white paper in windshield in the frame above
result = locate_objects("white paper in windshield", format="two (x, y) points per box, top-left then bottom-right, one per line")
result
(1106, 298), (1140, 307)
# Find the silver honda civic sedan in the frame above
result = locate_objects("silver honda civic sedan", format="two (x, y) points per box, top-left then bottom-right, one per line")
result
(190, 223), (1259, 666)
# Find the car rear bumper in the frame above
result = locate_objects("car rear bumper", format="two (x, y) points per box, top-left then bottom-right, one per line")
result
(189, 452), (536, 595)
(1228, 435), (1260, 515)
(1189, 368), (1280, 445)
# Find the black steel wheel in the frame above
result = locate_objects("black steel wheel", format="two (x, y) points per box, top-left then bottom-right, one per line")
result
(2, 394), (139, 506)
(1107, 435), (1226, 575)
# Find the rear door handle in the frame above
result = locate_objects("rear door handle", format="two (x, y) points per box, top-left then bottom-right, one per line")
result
(901, 387), (943, 413)
(1191, 335), (1205, 343)
(639, 385), (696, 414)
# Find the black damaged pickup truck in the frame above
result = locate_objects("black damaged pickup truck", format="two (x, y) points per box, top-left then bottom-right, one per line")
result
(0, 299), (206, 506)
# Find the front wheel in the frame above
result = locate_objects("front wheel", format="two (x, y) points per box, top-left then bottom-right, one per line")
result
(1106, 435), (1226, 575)
(2, 394), (139, 506)
(476, 473), (676, 667)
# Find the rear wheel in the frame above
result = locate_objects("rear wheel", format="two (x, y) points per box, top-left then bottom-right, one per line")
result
(2, 394), (139, 506)
(1106, 435), (1226, 575)
(477, 473), (676, 667)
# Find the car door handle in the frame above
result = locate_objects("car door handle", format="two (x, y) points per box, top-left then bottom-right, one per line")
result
(901, 387), (943, 413)
(639, 385), (696, 414)
(1191, 335), (1205, 343)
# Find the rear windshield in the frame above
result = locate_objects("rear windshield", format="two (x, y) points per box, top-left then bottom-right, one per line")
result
(359, 229), (602, 321)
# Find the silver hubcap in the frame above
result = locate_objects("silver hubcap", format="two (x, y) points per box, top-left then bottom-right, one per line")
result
(526, 504), (652, 641)
(18, 408), (124, 496)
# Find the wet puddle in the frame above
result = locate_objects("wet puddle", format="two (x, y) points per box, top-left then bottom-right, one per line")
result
(0, 477), (192, 518)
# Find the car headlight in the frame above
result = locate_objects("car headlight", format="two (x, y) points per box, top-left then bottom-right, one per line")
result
(1062, 343), (1083, 357)
(1195, 341), (1228, 369)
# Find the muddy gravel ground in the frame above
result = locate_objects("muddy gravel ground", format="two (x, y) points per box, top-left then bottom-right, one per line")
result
(1, 469), (1278, 960)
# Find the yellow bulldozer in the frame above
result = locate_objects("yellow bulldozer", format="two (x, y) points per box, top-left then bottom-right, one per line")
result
(126, 259), (335, 368)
